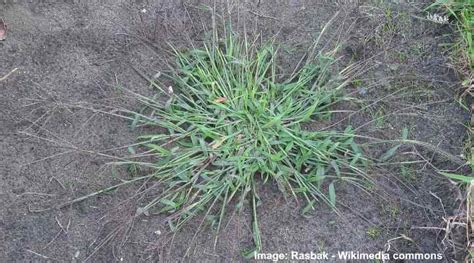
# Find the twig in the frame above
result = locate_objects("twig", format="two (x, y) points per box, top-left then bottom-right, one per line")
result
(25, 249), (49, 259)
(430, 191), (447, 218)
(0, 67), (18, 81)
(248, 10), (279, 21)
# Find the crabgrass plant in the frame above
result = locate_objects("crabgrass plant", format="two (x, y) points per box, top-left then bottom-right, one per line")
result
(122, 31), (369, 255)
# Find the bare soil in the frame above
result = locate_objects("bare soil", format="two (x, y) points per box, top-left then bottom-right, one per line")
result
(0, 0), (469, 262)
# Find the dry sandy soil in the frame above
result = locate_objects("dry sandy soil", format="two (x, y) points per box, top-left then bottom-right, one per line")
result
(0, 0), (469, 262)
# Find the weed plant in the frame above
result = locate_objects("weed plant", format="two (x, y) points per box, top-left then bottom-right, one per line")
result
(124, 28), (368, 254)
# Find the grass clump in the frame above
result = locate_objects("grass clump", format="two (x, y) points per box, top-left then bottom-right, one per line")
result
(427, 0), (473, 70)
(427, 1), (474, 261)
(129, 30), (368, 255)
(427, 1), (473, 101)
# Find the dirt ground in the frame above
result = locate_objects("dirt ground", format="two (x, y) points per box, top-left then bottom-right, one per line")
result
(0, 0), (469, 262)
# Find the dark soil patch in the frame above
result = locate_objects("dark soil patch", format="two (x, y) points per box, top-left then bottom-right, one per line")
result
(0, 0), (468, 262)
